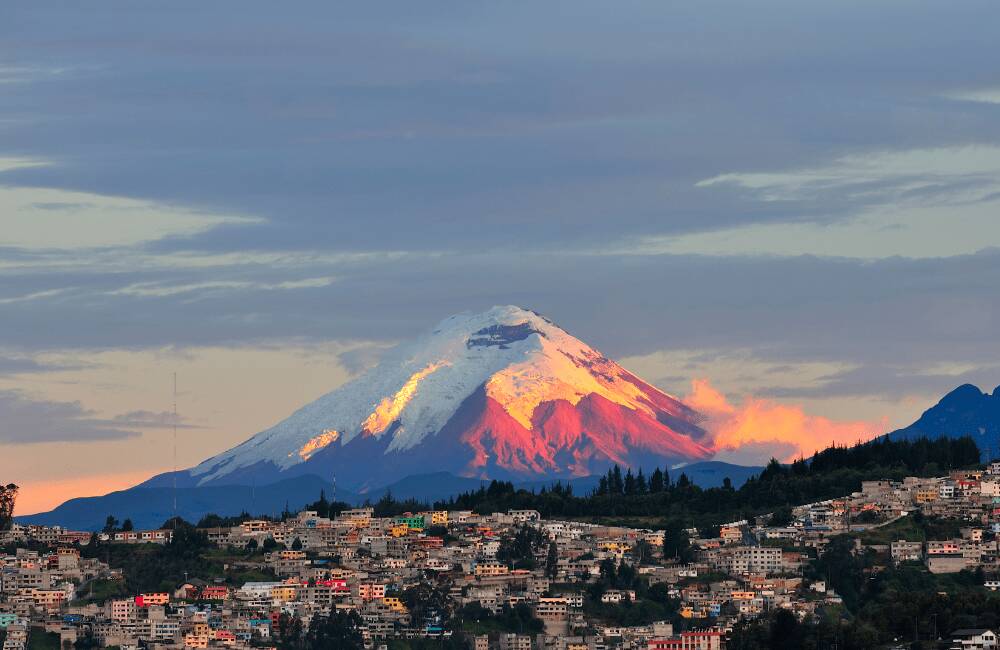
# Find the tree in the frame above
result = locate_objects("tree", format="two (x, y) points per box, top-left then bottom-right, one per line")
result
(634, 539), (654, 565)
(768, 609), (805, 650)
(304, 610), (363, 649)
(161, 518), (208, 551)
(196, 513), (226, 528)
(102, 515), (119, 533)
(611, 465), (624, 494)
(855, 509), (880, 524)
(291, 537), (303, 551)
(812, 535), (866, 611)
(315, 489), (330, 518)
(770, 506), (793, 527)
(497, 525), (548, 570)
(274, 613), (303, 650)
(402, 582), (452, 629)
(545, 541), (559, 579)
(662, 520), (693, 563)
(698, 524), (721, 540)
(121, 518), (134, 532)
(0, 484), (17, 531)
(624, 468), (636, 495)
(649, 468), (664, 493)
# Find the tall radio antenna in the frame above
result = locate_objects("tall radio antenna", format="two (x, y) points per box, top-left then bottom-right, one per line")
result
(173, 372), (178, 523)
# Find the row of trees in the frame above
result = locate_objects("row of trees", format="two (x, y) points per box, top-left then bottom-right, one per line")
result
(274, 611), (364, 650)
(595, 465), (675, 496)
(101, 515), (134, 533)
(431, 436), (981, 527)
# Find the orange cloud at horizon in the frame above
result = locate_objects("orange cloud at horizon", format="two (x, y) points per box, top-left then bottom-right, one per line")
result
(686, 379), (886, 462)
(11, 469), (164, 517)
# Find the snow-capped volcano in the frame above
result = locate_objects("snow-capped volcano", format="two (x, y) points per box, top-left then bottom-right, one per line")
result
(189, 306), (711, 489)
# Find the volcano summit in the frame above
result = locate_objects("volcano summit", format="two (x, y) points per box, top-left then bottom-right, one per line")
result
(169, 306), (712, 491)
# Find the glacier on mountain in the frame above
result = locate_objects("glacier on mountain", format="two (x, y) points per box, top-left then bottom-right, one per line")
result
(191, 305), (707, 486)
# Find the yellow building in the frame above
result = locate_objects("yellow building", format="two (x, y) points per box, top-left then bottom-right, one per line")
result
(270, 585), (297, 602)
(384, 597), (408, 613)
(475, 562), (509, 577)
(915, 489), (938, 503)
(599, 542), (627, 553)
(423, 511), (448, 525)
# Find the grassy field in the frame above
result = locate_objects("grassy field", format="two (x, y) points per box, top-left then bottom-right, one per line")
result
(72, 578), (128, 605)
(83, 541), (276, 595)
(856, 515), (966, 545)
(856, 516), (926, 544)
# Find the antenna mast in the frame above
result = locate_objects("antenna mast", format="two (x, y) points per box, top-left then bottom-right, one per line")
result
(173, 372), (178, 524)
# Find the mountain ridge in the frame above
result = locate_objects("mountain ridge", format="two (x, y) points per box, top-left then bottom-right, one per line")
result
(184, 306), (712, 489)
(23, 378), (1000, 529)
(16, 461), (763, 530)
(887, 383), (1000, 458)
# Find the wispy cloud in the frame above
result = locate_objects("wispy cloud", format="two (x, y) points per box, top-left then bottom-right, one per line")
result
(104, 410), (198, 430)
(636, 147), (1000, 258)
(0, 390), (138, 444)
(0, 182), (260, 250)
(0, 289), (68, 305)
(0, 355), (87, 377)
(108, 276), (336, 298)
(0, 390), (196, 444)
(948, 88), (1000, 105)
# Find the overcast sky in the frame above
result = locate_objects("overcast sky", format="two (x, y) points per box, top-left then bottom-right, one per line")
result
(2, 1), (1000, 513)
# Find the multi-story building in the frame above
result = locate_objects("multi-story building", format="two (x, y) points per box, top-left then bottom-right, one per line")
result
(475, 562), (509, 577)
(498, 634), (533, 650)
(648, 630), (724, 650)
(915, 489), (939, 504)
(110, 599), (137, 622)
(890, 540), (922, 564)
(509, 510), (541, 523)
(357, 583), (386, 601)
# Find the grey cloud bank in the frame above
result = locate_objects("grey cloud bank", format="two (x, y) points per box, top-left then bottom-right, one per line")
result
(2, 250), (998, 367)
(1, 0), (1000, 452)
(0, 390), (140, 444)
(3, 1), (1000, 253)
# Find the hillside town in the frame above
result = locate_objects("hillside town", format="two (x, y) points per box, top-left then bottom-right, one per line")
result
(6, 463), (1000, 650)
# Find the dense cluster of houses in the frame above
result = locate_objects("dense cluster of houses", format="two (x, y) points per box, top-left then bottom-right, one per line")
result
(0, 546), (117, 650)
(784, 463), (1000, 575)
(3, 463), (1000, 649)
